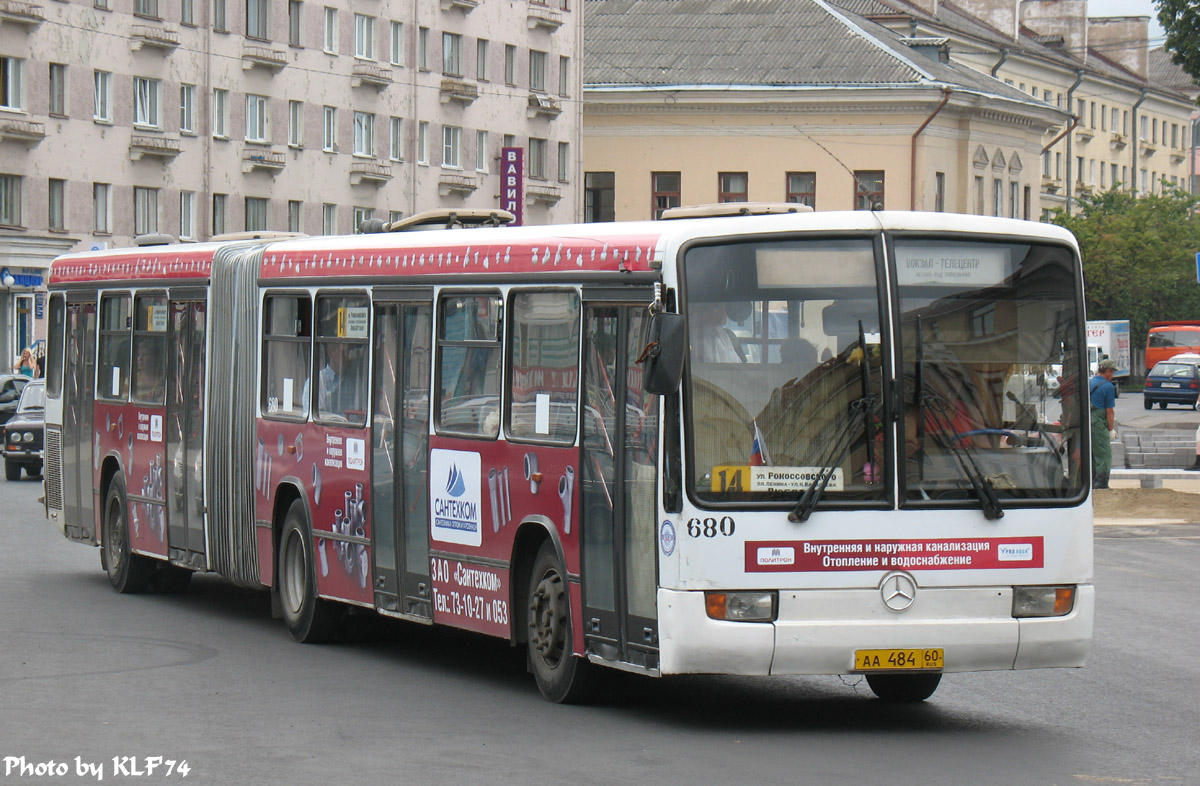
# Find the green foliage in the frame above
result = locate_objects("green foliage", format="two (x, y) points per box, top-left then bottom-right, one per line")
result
(1157, 0), (1200, 88)
(1049, 185), (1200, 349)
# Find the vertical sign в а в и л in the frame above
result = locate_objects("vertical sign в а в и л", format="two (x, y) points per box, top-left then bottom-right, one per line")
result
(501, 147), (524, 226)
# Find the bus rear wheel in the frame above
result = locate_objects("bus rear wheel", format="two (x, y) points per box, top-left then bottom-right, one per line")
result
(101, 472), (154, 594)
(527, 541), (594, 704)
(865, 673), (942, 702)
(278, 500), (340, 643)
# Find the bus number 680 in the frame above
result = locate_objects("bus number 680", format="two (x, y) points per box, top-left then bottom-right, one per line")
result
(686, 517), (736, 538)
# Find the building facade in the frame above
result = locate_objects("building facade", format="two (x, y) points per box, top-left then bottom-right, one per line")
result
(0, 0), (581, 359)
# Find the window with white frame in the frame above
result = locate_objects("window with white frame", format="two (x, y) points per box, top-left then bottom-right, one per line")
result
(353, 111), (375, 157)
(288, 100), (303, 147)
(287, 200), (302, 232)
(48, 179), (65, 231)
(389, 116), (403, 161)
(353, 206), (374, 232)
(1, 57), (24, 111)
(134, 186), (159, 235)
(504, 45), (516, 85)
(245, 196), (268, 231)
(212, 193), (227, 235)
(246, 0), (268, 39)
(245, 94), (268, 142)
(179, 191), (195, 240)
(180, 84), (196, 134)
(558, 141), (569, 182)
(287, 0), (301, 45)
(418, 27), (429, 70)
(135, 0), (159, 18)
(322, 203), (336, 234)
(388, 210), (403, 225)
(93, 183), (111, 234)
(213, 88), (229, 138)
(323, 106), (336, 151)
(418, 120), (429, 164)
(93, 70), (111, 121)
(477, 39), (489, 80)
(476, 130), (488, 173)
(529, 137), (547, 179)
(49, 63), (67, 116)
(443, 32), (462, 76)
(323, 7), (338, 53)
(529, 50), (546, 91)
(0, 175), (21, 227)
(213, 0), (226, 30)
(390, 22), (403, 65)
(559, 56), (569, 96)
(181, 0), (194, 25)
(442, 125), (461, 168)
(354, 14), (375, 59)
(134, 77), (160, 128)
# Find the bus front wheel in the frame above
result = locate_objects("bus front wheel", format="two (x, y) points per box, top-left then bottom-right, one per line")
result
(101, 472), (154, 594)
(278, 500), (340, 643)
(527, 541), (594, 704)
(865, 673), (942, 702)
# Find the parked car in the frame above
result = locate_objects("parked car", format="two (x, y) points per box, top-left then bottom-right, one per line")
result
(1143, 360), (1200, 410)
(4, 379), (44, 480)
(0, 374), (30, 425)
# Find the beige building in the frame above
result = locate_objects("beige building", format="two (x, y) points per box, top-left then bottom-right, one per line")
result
(0, 0), (581, 358)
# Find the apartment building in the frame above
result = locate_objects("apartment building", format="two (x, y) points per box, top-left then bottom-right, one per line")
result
(0, 0), (581, 358)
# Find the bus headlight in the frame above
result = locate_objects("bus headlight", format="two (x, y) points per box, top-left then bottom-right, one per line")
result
(1012, 586), (1075, 618)
(705, 591), (777, 622)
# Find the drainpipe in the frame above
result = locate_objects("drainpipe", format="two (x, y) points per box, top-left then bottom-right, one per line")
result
(990, 48), (1009, 77)
(911, 88), (952, 209)
(1132, 88), (1148, 196)
(1064, 70), (1084, 215)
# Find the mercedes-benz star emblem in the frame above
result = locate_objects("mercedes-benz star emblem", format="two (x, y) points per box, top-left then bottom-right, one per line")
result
(880, 571), (917, 612)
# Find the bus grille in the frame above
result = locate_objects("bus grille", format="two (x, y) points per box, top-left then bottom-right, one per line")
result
(44, 428), (63, 511)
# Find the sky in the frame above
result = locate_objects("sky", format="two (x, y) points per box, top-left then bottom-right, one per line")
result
(1086, 0), (1167, 45)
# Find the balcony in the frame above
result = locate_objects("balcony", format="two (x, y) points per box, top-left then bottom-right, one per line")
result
(1110, 132), (1127, 150)
(129, 134), (181, 161)
(350, 161), (392, 185)
(351, 62), (393, 89)
(439, 0), (478, 11)
(242, 146), (286, 174)
(526, 183), (562, 203)
(526, 4), (562, 30)
(1139, 141), (1158, 157)
(1040, 174), (1061, 194)
(527, 92), (562, 118)
(130, 23), (180, 51)
(1171, 150), (1186, 164)
(440, 78), (479, 105)
(242, 44), (287, 72)
(1074, 181), (1092, 196)
(1074, 127), (1093, 144)
(0, 118), (45, 145)
(438, 173), (477, 196)
(0, 0), (43, 26)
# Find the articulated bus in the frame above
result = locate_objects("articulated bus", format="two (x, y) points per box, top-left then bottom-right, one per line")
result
(43, 207), (1092, 703)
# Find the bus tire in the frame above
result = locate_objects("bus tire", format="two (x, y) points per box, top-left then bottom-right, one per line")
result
(102, 472), (154, 594)
(152, 564), (193, 594)
(278, 500), (340, 643)
(865, 673), (942, 702)
(526, 541), (595, 704)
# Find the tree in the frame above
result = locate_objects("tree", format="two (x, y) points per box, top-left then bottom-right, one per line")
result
(1051, 185), (1200, 350)
(1157, 0), (1200, 87)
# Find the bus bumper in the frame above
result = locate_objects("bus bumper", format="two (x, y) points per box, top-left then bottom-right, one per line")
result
(657, 585), (1093, 676)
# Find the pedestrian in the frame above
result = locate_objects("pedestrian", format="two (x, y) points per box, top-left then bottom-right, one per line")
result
(1090, 358), (1118, 489)
(12, 348), (34, 378)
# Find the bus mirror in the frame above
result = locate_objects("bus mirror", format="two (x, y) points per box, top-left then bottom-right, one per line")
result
(640, 312), (685, 394)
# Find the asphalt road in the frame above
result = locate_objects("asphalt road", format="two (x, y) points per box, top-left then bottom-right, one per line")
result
(1, 477), (1197, 785)
(1115, 389), (1200, 431)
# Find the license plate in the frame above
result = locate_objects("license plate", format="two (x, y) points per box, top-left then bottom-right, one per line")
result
(1162, 382), (1180, 388)
(854, 648), (944, 671)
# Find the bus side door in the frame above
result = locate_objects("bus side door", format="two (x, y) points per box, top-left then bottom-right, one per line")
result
(62, 299), (97, 543)
(165, 297), (207, 568)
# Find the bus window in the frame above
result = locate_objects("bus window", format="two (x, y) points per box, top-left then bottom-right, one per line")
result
(131, 294), (167, 405)
(262, 294), (312, 421)
(314, 294), (370, 427)
(46, 294), (64, 398)
(98, 293), (132, 401)
(508, 290), (580, 443)
(437, 293), (502, 437)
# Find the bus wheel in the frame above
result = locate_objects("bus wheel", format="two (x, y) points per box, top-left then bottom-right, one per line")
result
(527, 541), (594, 704)
(278, 500), (340, 643)
(865, 673), (942, 702)
(102, 473), (154, 594)
(152, 564), (193, 594)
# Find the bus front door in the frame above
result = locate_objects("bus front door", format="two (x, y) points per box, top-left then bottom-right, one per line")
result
(62, 300), (96, 543)
(371, 299), (434, 619)
(166, 299), (207, 567)
(580, 299), (660, 672)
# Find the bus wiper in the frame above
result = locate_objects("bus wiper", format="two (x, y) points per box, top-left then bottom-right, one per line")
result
(921, 393), (1005, 520)
(790, 322), (878, 524)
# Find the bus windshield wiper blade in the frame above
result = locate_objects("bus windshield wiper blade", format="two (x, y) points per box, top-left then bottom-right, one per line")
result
(920, 393), (1005, 520)
(788, 395), (873, 523)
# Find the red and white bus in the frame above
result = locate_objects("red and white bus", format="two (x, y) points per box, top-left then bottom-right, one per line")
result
(43, 207), (1092, 703)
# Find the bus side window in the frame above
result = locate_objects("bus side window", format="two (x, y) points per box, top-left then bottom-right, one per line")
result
(261, 294), (312, 421)
(437, 293), (502, 438)
(98, 293), (132, 401)
(131, 294), (168, 405)
(507, 290), (580, 443)
(314, 294), (370, 427)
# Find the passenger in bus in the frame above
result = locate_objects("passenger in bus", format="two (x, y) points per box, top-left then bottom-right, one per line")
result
(318, 343), (352, 418)
(134, 344), (164, 401)
(691, 302), (744, 363)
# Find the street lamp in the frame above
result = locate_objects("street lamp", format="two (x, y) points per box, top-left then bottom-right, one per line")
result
(0, 268), (14, 288)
